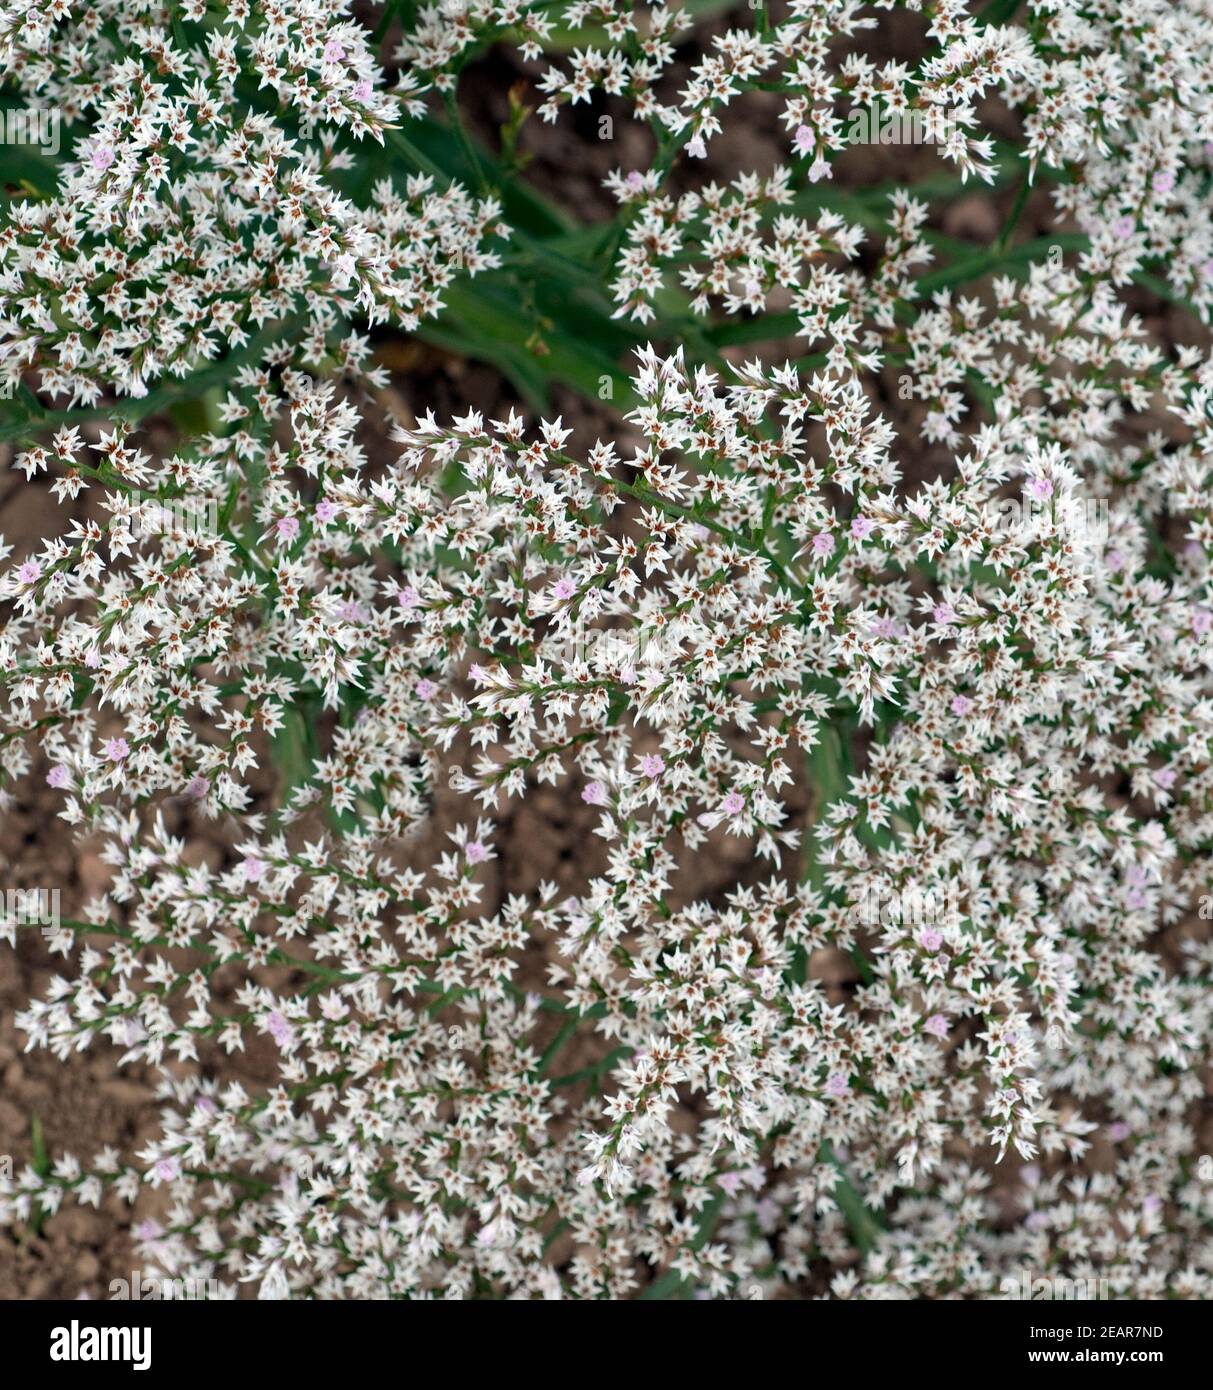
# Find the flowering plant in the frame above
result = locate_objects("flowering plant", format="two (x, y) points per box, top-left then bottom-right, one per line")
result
(1, 0), (1212, 1300)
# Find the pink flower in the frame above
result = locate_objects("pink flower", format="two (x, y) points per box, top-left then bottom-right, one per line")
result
(276, 516), (299, 542)
(932, 603), (957, 624)
(1108, 1121), (1131, 1142)
(582, 780), (607, 805)
(793, 124), (814, 156)
(1112, 215), (1135, 239)
(1192, 607), (1212, 635)
(47, 765), (70, 789)
(415, 678), (437, 700)
(267, 1011), (293, 1046)
(552, 576), (576, 601)
(17, 560), (40, 584)
(1028, 476), (1053, 500)
(104, 737), (130, 761)
(625, 170), (644, 191)
(91, 145), (115, 171)
(354, 79), (373, 102)
(242, 856), (265, 882)
(186, 775), (210, 798)
(1105, 549), (1124, 572)
(154, 1158), (180, 1183)
(194, 1097), (217, 1115)
(722, 790), (745, 816)
(851, 515), (876, 540)
(811, 530), (835, 559)
(1154, 767), (1176, 790)
(923, 1013), (950, 1039)
(84, 648), (101, 669)
(950, 695), (971, 716)
(919, 928), (943, 952)
(641, 754), (665, 779)
(465, 841), (487, 864)
(824, 1073), (850, 1097)
(468, 664), (487, 683)
(315, 499), (338, 523)
(1153, 171), (1174, 194)
(135, 1220), (163, 1241)
(323, 38), (346, 63)
(1143, 1194), (1162, 1215)
(397, 584), (420, 610)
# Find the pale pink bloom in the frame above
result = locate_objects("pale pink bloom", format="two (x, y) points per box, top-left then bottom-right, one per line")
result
(640, 754), (665, 779)
(1153, 171), (1174, 194)
(923, 1013), (950, 1039)
(552, 576), (576, 601)
(324, 38), (346, 63)
(1105, 549), (1124, 572)
(415, 678), (437, 699)
(1153, 767), (1176, 790)
(919, 928), (943, 952)
(47, 765), (70, 788)
(932, 603), (957, 624)
(17, 560), (40, 584)
(154, 1158), (180, 1183)
(91, 145), (115, 171)
(851, 515), (876, 540)
(1192, 607), (1212, 635)
(1112, 215), (1134, 238)
(811, 530), (835, 558)
(267, 1011), (293, 1045)
(824, 1073), (849, 1097)
(1108, 1121), (1131, 1142)
(1028, 476), (1053, 499)
(950, 695), (971, 716)
(582, 780), (607, 805)
(315, 499), (338, 523)
(397, 584), (420, 609)
(354, 79), (373, 102)
(276, 516), (299, 542)
(186, 775), (210, 798)
(104, 737), (130, 761)
(793, 124), (814, 156)
(808, 157), (830, 183)
(465, 841), (488, 864)
(242, 856), (265, 882)
(625, 170), (644, 190)
(468, 664), (488, 682)
(722, 790), (745, 815)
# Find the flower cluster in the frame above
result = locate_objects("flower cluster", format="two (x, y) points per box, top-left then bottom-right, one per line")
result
(1, 0), (1212, 1302)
